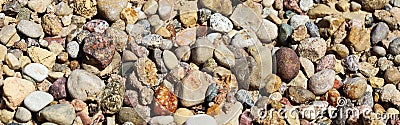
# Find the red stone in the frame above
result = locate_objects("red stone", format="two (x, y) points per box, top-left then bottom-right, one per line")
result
(83, 32), (115, 69)
(83, 19), (109, 33)
(49, 77), (67, 100)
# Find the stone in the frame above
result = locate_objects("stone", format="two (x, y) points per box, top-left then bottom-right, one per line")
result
(27, 46), (57, 69)
(288, 86), (315, 104)
(185, 114), (217, 125)
(235, 89), (255, 108)
(360, 0), (386, 12)
(133, 58), (158, 86)
(23, 63), (48, 82)
(42, 14), (63, 36)
(5, 53), (19, 70)
(39, 104), (76, 125)
(67, 41), (79, 58)
(15, 107), (32, 122)
(291, 25), (310, 42)
(83, 19), (109, 33)
(369, 77), (384, 88)
(261, 74), (282, 94)
(174, 108), (194, 125)
(71, 99), (86, 111)
(143, 0), (158, 15)
(297, 37), (327, 62)
(299, 0), (313, 11)
(290, 15), (310, 29)
(347, 26), (371, 52)
(141, 34), (163, 48)
(308, 4), (340, 18)
(27, 0), (51, 13)
(49, 77), (67, 100)
(163, 50), (179, 70)
(191, 38), (214, 65)
(214, 102), (243, 125)
(372, 46), (386, 57)
(24, 91), (54, 112)
(118, 107), (146, 125)
(67, 69), (105, 101)
(158, 0), (173, 20)
(0, 24), (18, 45)
(384, 67), (400, 84)
(278, 24), (293, 45)
(83, 33), (116, 69)
(100, 74), (125, 114)
(230, 3), (262, 32)
(305, 21), (320, 37)
(200, 0), (232, 16)
(2, 77), (35, 109)
(214, 45), (235, 68)
(0, 109), (14, 123)
(154, 85), (178, 115)
(315, 54), (336, 72)
(343, 55), (359, 72)
(343, 77), (368, 99)
(299, 57), (314, 78)
(371, 22), (389, 44)
(309, 69), (335, 95)
(72, 0), (97, 18)
(284, 0), (303, 14)
(121, 8), (138, 25)
(176, 28), (196, 46)
(231, 29), (262, 48)
(175, 46), (191, 61)
(288, 71), (308, 89)
(149, 116), (174, 125)
(276, 47), (300, 82)
(350, 2), (362, 11)
(179, 11), (197, 28)
(210, 13), (233, 33)
(389, 38), (400, 55)
(177, 70), (210, 107)
(55, 2), (73, 16)
(257, 19), (278, 43)
(97, 0), (128, 22)
(381, 84), (400, 106)
(17, 20), (43, 38)
(358, 62), (379, 77)
(105, 28), (128, 52)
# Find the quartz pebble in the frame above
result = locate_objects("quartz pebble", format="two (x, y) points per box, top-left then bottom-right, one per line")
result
(23, 63), (48, 82)
(24, 91), (54, 112)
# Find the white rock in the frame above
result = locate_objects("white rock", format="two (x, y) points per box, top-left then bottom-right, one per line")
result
(262, 0), (275, 7)
(256, 19), (278, 43)
(6, 53), (20, 70)
(185, 114), (217, 125)
(67, 41), (79, 58)
(290, 15), (310, 29)
(210, 13), (233, 33)
(24, 91), (54, 112)
(300, 0), (313, 11)
(23, 63), (49, 82)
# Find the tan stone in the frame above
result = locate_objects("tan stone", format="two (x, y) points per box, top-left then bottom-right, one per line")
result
(121, 8), (138, 25)
(308, 4), (340, 18)
(27, 46), (57, 69)
(2, 77), (35, 109)
(346, 26), (371, 52)
(179, 11), (198, 28)
(369, 77), (384, 88)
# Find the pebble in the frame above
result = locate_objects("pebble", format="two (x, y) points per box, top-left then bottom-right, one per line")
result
(200, 0), (232, 16)
(210, 13), (233, 33)
(305, 21), (320, 37)
(39, 104), (76, 125)
(178, 70), (210, 107)
(214, 44), (235, 68)
(27, 46), (57, 69)
(191, 38), (214, 65)
(372, 46), (386, 57)
(230, 3), (262, 32)
(389, 38), (400, 55)
(174, 108), (194, 125)
(17, 20), (43, 38)
(261, 74), (282, 95)
(290, 15), (310, 29)
(296, 37), (327, 62)
(343, 77), (368, 99)
(288, 71), (308, 89)
(235, 89), (254, 108)
(118, 107), (146, 125)
(121, 8), (139, 25)
(278, 24), (293, 45)
(384, 67), (400, 84)
(0, 24), (18, 46)
(0, 109), (14, 123)
(343, 55), (359, 72)
(83, 19), (109, 33)
(24, 91), (54, 112)
(308, 69), (335, 95)
(48, 77), (67, 100)
(67, 69), (105, 101)
(347, 25), (371, 52)
(162, 50), (179, 70)
(66, 41), (79, 58)
(55, 2), (73, 16)
(288, 86), (315, 104)
(276, 47), (300, 82)
(27, 0), (51, 13)
(359, 62), (379, 77)
(185, 114), (217, 125)
(299, 0), (313, 11)
(2, 77), (35, 109)
(315, 54), (336, 72)
(23, 63), (48, 82)
(371, 22), (389, 44)
(105, 28), (128, 52)
(231, 29), (261, 48)
(97, 0), (128, 22)
(15, 107), (31, 123)
(360, 0), (386, 12)
(369, 77), (384, 88)
(257, 19), (278, 43)
(83, 33), (116, 69)
(5, 53), (20, 70)
(143, 0), (158, 15)
(42, 14), (63, 36)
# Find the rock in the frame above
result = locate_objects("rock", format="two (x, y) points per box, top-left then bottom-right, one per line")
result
(369, 77), (384, 88)
(291, 25), (310, 42)
(66, 41), (79, 58)
(214, 102), (243, 125)
(49, 77), (67, 100)
(389, 38), (400, 55)
(42, 14), (63, 36)
(27, 46), (57, 69)
(200, 0), (232, 16)
(143, 0), (158, 15)
(17, 20), (43, 38)
(105, 28), (128, 52)
(175, 46), (191, 61)
(276, 47), (300, 82)
(141, 34), (163, 48)
(360, 0), (386, 12)
(299, 57), (314, 78)
(24, 91), (54, 112)
(185, 114), (217, 125)
(67, 69), (105, 101)
(284, 0), (303, 14)
(214, 45), (235, 68)
(372, 46), (386, 57)
(97, 0), (128, 22)
(158, 0), (173, 20)
(2, 77), (35, 109)
(278, 24), (293, 45)
(163, 50), (179, 70)
(315, 54), (336, 72)
(0, 24), (18, 45)
(305, 21), (320, 37)
(175, 28), (196, 46)
(118, 107), (146, 125)
(83, 33), (116, 69)
(299, 0), (313, 11)
(5, 53), (20, 70)
(27, 0), (51, 13)
(350, 2), (362, 11)
(55, 2), (73, 16)
(342, 55), (359, 72)
(288, 86), (315, 104)
(133, 58), (158, 86)
(231, 29), (261, 48)
(257, 19), (278, 43)
(288, 71), (308, 89)
(347, 26), (371, 52)
(230, 3), (262, 32)
(210, 13), (233, 33)
(308, 69), (335, 95)
(15, 107), (32, 122)
(100, 74), (125, 114)
(149, 116), (174, 125)
(23, 63), (49, 82)
(179, 11), (197, 28)
(0, 109), (14, 123)
(191, 38), (214, 65)
(381, 84), (400, 106)
(39, 104), (76, 125)
(308, 4), (340, 18)
(290, 15), (310, 29)
(177, 70), (210, 107)
(297, 37), (327, 62)
(371, 22), (389, 44)
(71, 99), (86, 111)
(235, 89), (254, 108)
(343, 77), (368, 99)
(153, 84), (178, 115)
(384, 67), (400, 84)
(83, 19), (109, 33)
(358, 62), (379, 77)
(261, 74), (282, 95)
(174, 108), (194, 125)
